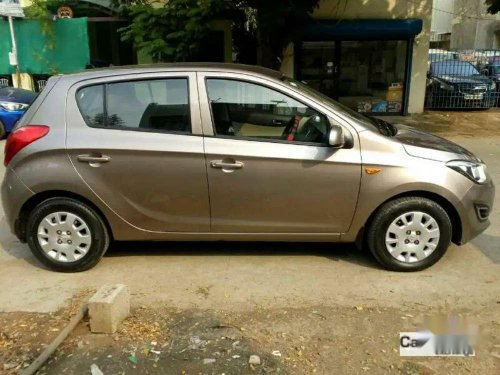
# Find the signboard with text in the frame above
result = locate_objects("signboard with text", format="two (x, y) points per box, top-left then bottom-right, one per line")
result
(0, 0), (24, 18)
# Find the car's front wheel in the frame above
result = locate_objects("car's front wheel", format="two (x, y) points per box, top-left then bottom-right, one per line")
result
(26, 198), (109, 272)
(367, 197), (452, 272)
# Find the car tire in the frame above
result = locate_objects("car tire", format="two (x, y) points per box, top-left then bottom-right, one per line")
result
(26, 198), (109, 272)
(367, 197), (452, 272)
(0, 120), (6, 139)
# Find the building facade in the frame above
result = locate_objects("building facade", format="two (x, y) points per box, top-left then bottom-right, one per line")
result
(450, 0), (500, 50)
(280, 0), (433, 115)
(3, 0), (433, 114)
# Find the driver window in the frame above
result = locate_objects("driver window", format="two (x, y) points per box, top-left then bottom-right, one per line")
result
(206, 79), (329, 144)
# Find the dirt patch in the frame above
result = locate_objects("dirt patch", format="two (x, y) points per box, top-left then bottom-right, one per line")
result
(1, 299), (499, 374)
(384, 109), (500, 138)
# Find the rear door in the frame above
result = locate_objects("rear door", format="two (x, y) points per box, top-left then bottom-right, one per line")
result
(66, 72), (210, 232)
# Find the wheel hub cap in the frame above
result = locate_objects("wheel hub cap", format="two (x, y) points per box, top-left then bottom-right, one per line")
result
(385, 211), (440, 263)
(37, 212), (92, 263)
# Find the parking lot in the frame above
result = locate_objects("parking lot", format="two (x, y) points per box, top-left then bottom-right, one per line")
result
(0, 112), (499, 374)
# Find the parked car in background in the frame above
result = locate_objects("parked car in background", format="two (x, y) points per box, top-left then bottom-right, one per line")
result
(427, 49), (459, 70)
(485, 63), (500, 89)
(1, 64), (494, 273)
(0, 87), (38, 138)
(459, 50), (490, 69)
(426, 61), (496, 109)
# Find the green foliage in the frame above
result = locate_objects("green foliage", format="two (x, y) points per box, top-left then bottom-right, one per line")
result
(485, 0), (500, 14)
(24, 0), (55, 39)
(23, 0), (60, 74)
(234, 0), (320, 68)
(119, 0), (227, 62)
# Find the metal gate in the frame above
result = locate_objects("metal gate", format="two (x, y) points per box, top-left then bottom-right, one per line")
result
(425, 49), (500, 109)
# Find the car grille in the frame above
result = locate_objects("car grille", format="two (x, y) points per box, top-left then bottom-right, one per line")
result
(457, 83), (488, 94)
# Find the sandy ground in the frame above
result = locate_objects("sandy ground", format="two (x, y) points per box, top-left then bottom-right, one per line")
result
(0, 110), (499, 374)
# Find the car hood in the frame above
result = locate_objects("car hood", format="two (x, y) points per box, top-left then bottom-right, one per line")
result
(0, 87), (38, 105)
(393, 124), (480, 162)
(435, 75), (492, 85)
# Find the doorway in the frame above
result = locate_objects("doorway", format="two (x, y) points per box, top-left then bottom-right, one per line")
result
(296, 39), (410, 115)
(297, 41), (340, 100)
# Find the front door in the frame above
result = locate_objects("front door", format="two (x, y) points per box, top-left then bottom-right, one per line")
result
(66, 73), (210, 232)
(198, 74), (361, 233)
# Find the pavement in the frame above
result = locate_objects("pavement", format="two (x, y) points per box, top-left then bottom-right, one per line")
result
(0, 116), (499, 314)
(0, 111), (499, 373)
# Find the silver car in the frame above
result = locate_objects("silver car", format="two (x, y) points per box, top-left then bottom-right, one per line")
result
(1, 63), (495, 272)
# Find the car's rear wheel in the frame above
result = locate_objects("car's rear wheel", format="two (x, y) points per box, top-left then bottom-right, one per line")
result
(367, 197), (452, 272)
(26, 198), (109, 272)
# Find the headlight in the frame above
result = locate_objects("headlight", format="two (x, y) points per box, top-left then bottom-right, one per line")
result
(0, 101), (28, 112)
(439, 81), (455, 91)
(447, 160), (489, 184)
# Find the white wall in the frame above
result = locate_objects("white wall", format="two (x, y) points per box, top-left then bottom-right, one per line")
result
(451, 0), (500, 49)
(431, 0), (455, 34)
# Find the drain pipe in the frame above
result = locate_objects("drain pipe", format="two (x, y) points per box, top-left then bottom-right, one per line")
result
(20, 304), (88, 375)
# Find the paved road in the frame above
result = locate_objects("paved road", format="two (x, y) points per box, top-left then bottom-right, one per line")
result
(0, 137), (498, 313)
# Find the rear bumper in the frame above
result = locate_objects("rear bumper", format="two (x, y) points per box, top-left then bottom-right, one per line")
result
(458, 179), (495, 244)
(1, 167), (33, 240)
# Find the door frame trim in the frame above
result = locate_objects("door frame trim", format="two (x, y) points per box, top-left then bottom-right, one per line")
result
(196, 71), (360, 138)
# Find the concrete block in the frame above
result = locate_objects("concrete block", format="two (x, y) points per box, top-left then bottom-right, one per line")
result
(88, 284), (130, 334)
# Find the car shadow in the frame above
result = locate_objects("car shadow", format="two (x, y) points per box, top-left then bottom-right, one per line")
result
(0, 216), (381, 271)
(105, 240), (381, 270)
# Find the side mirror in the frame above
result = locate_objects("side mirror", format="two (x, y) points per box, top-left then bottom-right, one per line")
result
(482, 69), (489, 76)
(328, 125), (345, 148)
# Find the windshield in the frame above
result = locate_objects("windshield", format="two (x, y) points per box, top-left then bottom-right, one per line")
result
(431, 62), (479, 76)
(281, 77), (397, 136)
(492, 65), (500, 74)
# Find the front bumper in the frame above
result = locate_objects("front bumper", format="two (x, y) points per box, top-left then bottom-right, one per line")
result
(457, 178), (495, 244)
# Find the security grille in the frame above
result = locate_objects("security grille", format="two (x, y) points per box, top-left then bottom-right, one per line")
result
(425, 49), (500, 109)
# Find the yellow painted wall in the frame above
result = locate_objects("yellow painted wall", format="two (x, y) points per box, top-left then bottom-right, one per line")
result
(280, 0), (433, 114)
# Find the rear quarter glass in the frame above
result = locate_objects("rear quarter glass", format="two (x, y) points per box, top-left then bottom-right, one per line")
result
(14, 76), (61, 131)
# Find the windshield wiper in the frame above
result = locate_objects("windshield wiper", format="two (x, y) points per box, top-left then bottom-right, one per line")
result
(371, 117), (397, 137)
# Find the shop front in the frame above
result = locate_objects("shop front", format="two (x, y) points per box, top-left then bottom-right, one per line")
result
(295, 19), (423, 115)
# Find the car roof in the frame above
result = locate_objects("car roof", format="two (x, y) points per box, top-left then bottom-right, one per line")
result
(59, 62), (283, 82)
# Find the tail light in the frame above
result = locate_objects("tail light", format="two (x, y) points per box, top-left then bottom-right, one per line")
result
(4, 125), (49, 166)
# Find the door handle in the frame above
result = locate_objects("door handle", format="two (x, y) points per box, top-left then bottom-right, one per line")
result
(210, 160), (244, 169)
(77, 154), (111, 163)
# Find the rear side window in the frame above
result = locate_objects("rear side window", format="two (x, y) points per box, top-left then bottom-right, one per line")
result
(76, 78), (191, 134)
(77, 85), (105, 127)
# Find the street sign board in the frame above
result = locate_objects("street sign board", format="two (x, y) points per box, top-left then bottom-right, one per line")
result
(0, 0), (24, 18)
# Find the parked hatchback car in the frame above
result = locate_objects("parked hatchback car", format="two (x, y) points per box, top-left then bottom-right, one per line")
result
(0, 87), (37, 138)
(426, 61), (496, 109)
(1, 63), (495, 272)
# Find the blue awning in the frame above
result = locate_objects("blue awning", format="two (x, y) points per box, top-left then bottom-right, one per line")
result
(302, 19), (423, 40)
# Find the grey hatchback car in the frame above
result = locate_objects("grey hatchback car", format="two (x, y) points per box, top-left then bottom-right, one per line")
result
(1, 63), (495, 272)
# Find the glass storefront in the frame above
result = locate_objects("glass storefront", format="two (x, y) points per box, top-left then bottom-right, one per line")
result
(297, 40), (410, 115)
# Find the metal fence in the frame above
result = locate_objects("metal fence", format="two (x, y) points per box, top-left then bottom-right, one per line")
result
(425, 49), (500, 110)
